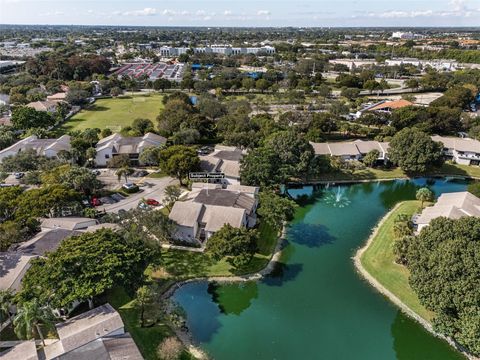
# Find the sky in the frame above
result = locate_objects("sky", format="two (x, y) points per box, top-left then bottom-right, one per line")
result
(1, 0), (480, 27)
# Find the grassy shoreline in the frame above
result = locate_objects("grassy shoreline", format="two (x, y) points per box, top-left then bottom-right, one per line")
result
(308, 163), (480, 183)
(359, 200), (433, 321)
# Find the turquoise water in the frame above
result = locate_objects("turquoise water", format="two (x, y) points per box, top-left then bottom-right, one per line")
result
(174, 179), (468, 360)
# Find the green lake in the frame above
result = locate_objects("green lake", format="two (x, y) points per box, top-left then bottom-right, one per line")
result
(173, 179), (468, 360)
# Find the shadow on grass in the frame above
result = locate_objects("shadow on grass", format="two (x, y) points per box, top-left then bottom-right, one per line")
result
(86, 105), (110, 112)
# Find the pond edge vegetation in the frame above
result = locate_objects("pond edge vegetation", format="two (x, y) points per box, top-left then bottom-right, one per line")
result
(354, 201), (474, 360)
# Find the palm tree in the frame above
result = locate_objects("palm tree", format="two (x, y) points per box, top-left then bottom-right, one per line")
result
(13, 299), (56, 346)
(0, 289), (13, 326)
(416, 187), (434, 208)
(116, 166), (134, 183)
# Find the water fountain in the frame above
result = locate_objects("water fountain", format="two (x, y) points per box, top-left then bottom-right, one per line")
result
(323, 185), (351, 208)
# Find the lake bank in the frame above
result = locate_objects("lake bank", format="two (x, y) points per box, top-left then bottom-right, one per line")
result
(172, 179), (467, 360)
(160, 225), (288, 359)
(354, 200), (476, 359)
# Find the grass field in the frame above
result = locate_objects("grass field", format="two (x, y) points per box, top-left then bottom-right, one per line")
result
(312, 163), (480, 182)
(107, 287), (192, 360)
(360, 200), (434, 322)
(61, 94), (164, 132)
(151, 222), (278, 281)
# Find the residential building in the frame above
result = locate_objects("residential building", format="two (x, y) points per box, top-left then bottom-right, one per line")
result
(367, 99), (414, 112)
(0, 304), (143, 360)
(0, 253), (36, 292)
(26, 100), (58, 113)
(0, 340), (38, 360)
(199, 145), (245, 185)
(169, 184), (259, 244)
(0, 135), (71, 162)
(41, 217), (99, 231)
(432, 135), (480, 165)
(47, 92), (68, 102)
(414, 192), (480, 232)
(95, 132), (166, 166)
(310, 140), (389, 162)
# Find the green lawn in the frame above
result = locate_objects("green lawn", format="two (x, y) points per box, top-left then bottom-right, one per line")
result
(312, 163), (480, 182)
(152, 222), (278, 281)
(360, 200), (434, 322)
(61, 94), (164, 132)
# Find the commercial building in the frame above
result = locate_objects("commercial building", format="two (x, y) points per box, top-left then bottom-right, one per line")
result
(113, 62), (185, 82)
(385, 58), (458, 71)
(158, 45), (275, 57)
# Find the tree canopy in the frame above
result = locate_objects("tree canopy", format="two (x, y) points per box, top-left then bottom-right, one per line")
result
(405, 217), (480, 355)
(19, 229), (156, 309)
(387, 128), (444, 173)
(158, 145), (200, 185)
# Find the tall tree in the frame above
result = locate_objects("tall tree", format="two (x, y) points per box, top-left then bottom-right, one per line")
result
(158, 145), (200, 186)
(388, 128), (444, 173)
(19, 229), (155, 309)
(206, 224), (258, 268)
(257, 191), (298, 233)
(13, 299), (56, 346)
(406, 217), (480, 355)
(415, 187), (434, 207)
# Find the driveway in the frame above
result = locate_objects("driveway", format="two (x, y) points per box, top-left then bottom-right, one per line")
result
(98, 176), (178, 213)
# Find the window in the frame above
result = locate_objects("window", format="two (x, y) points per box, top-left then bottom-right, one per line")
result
(105, 154), (110, 159)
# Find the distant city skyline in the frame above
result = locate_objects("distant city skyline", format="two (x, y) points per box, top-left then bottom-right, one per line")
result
(1, 0), (480, 27)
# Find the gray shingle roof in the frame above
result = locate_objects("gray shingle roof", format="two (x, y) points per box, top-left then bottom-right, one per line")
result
(0, 340), (38, 360)
(55, 304), (124, 354)
(15, 229), (80, 256)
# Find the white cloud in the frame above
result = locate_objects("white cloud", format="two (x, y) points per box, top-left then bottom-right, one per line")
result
(121, 8), (157, 16)
(257, 10), (271, 16)
(40, 10), (64, 16)
(449, 0), (467, 11)
(162, 9), (176, 16)
(224, 10), (232, 16)
(196, 10), (207, 16)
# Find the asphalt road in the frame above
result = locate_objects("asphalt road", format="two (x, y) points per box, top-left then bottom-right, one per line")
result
(98, 175), (178, 213)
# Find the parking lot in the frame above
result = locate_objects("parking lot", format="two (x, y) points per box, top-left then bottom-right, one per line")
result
(96, 172), (178, 213)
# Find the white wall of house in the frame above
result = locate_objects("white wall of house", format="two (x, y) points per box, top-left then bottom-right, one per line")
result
(95, 147), (113, 167)
(44, 148), (59, 158)
(173, 224), (197, 243)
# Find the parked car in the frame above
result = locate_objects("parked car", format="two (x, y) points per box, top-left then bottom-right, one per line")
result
(122, 183), (139, 193)
(14, 172), (24, 179)
(146, 198), (160, 206)
(197, 146), (214, 155)
(91, 197), (102, 207)
(137, 202), (150, 210)
(133, 170), (149, 177)
(91, 169), (101, 176)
